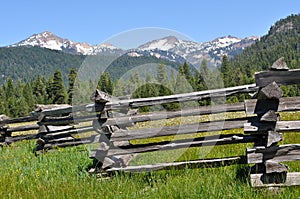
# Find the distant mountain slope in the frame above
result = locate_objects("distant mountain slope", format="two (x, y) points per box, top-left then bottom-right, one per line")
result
(222, 14), (300, 87)
(11, 31), (124, 56)
(138, 35), (258, 67)
(0, 46), (85, 84)
(9, 31), (258, 68)
(0, 46), (188, 84)
(231, 14), (300, 73)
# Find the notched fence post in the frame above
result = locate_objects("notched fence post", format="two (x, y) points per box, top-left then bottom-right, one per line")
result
(90, 91), (137, 172)
(248, 58), (300, 187)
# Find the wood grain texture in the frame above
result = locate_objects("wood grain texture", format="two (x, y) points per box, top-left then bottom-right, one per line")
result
(255, 69), (300, 87)
(106, 156), (244, 172)
(244, 120), (300, 133)
(111, 118), (251, 142)
(91, 134), (257, 157)
(247, 144), (300, 164)
(251, 172), (300, 187)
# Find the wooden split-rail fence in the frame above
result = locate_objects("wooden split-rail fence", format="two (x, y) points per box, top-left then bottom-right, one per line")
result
(0, 58), (300, 187)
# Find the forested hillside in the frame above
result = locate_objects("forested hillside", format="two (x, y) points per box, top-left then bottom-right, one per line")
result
(0, 46), (85, 84)
(221, 14), (300, 87)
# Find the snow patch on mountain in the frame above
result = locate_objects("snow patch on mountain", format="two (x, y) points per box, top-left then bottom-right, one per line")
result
(11, 31), (123, 55)
(137, 35), (258, 67)
(10, 31), (258, 67)
(139, 36), (179, 51)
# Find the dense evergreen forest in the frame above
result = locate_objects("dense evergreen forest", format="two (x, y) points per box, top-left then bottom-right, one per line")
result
(0, 14), (299, 118)
(0, 46), (85, 84)
(0, 60), (214, 117)
(223, 14), (300, 95)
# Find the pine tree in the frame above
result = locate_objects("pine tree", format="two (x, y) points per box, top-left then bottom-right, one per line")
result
(156, 63), (168, 85)
(32, 75), (47, 104)
(220, 55), (232, 87)
(97, 72), (113, 95)
(50, 70), (67, 104)
(46, 76), (54, 104)
(126, 70), (142, 95)
(5, 77), (15, 99)
(196, 59), (210, 91)
(182, 61), (192, 82)
(175, 65), (193, 94)
(22, 83), (35, 112)
(67, 68), (78, 104)
(181, 62), (196, 91)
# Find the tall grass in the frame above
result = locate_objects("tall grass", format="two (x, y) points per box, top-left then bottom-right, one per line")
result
(0, 112), (299, 198)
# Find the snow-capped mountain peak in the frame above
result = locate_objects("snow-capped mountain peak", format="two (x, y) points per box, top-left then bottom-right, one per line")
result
(9, 31), (258, 67)
(210, 35), (242, 48)
(14, 31), (65, 51)
(136, 35), (258, 67)
(138, 36), (180, 51)
(11, 31), (122, 55)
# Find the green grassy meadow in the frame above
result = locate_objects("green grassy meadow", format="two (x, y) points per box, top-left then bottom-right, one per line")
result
(0, 112), (300, 199)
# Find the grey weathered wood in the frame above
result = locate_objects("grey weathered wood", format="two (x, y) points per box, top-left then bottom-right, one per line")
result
(39, 114), (98, 126)
(104, 84), (258, 110)
(108, 154), (137, 168)
(0, 115), (37, 125)
(103, 102), (245, 127)
(0, 125), (9, 136)
(34, 104), (72, 112)
(7, 124), (39, 133)
(37, 106), (73, 118)
(46, 125), (74, 132)
(43, 134), (100, 149)
(265, 161), (289, 174)
(91, 132), (116, 169)
(0, 115), (9, 122)
(91, 134), (257, 157)
(47, 136), (76, 144)
(257, 82), (283, 100)
(271, 57), (289, 71)
(84, 103), (106, 113)
(3, 133), (37, 144)
(44, 139), (91, 149)
(101, 125), (120, 134)
(251, 172), (300, 187)
(244, 120), (300, 133)
(111, 118), (251, 142)
(33, 84), (257, 119)
(106, 156), (244, 172)
(255, 69), (300, 87)
(90, 89), (112, 103)
(42, 126), (94, 140)
(247, 144), (300, 164)
(245, 96), (300, 114)
(266, 131), (283, 147)
(260, 110), (279, 122)
(35, 103), (105, 119)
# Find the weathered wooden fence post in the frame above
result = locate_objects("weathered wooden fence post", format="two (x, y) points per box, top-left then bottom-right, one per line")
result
(245, 58), (300, 187)
(34, 104), (74, 153)
(0, 115), (10, 145)
(90, 90), (136, 172)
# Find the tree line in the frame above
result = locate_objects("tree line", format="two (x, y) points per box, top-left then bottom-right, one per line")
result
(1, 52), (299, 118)
(0, 59), (224, 117)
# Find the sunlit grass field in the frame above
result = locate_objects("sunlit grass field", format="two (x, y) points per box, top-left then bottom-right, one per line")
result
(0, 112), (300, 199)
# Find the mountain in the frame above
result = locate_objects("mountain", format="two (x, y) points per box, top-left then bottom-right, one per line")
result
(0, 46), (85, 84)
(222, 14), (300, 87)
(138, 35), (258, 67)
(11, 31), (124, 56)
(10, 31), (258, 67)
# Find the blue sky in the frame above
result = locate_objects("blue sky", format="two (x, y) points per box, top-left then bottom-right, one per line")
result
(0, 0), (299, 48)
